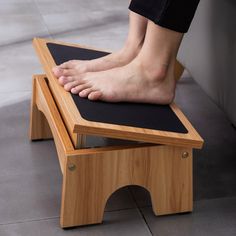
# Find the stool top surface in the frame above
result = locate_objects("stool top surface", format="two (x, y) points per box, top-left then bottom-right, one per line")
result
(33, 38), (204, 149)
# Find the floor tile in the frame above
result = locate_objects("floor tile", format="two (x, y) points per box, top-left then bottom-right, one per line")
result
(0, 100), (58, 177)
(0, 100), (61, 224)
(35, 0), (128, 35)
(0, 92), (31, 108)
(0, 169), (61, 225)
(0, 209), (151, 236)
(52, 20), (128, 52)
(140, 197), (236, 236)
(0, 0), (49, 46)
(0, 42), (48, 93)
(0, 1), (37, 16)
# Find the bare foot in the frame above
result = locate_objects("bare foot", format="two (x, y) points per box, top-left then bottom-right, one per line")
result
(57, 57), (176, 105)
(52, 41), (142, 79)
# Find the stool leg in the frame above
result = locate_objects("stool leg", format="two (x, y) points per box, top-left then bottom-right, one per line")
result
(148, 147), (193, 215)
(29, 77), (52, 140)
(60, 156), (107, 228)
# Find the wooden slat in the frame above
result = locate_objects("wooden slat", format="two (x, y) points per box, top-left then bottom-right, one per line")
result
(29, 76), (53, 140)
(33, 75), (74, 173)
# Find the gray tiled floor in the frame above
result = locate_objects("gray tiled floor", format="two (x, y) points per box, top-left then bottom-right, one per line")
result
(0, 0), (236, 235)
(0, 42), (44, 93)
(0, 1), (50, 46)
(0, 209), (151, 236)
(141, 197), (236, 236)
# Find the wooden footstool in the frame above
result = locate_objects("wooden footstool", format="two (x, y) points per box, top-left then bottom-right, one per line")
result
(29, 38), (203, 228)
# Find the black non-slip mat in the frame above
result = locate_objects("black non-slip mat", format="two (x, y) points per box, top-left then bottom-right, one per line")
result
(47, 43), (188, 133)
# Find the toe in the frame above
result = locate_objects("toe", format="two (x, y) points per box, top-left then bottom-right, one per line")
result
(52, 66), (63, 77)
(79, 88), (93, 98)
(61, 69), (77, 77)
(88, 91), (102, 101)
(71, 84), (90, 94)
(64, 80), (81, 92)
(58, 76), (74, 85)
(59, 60), (77, 69)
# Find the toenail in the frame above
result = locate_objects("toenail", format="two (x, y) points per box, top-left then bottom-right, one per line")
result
(71, 88), (77, 93)
(59, 77), (64, 83)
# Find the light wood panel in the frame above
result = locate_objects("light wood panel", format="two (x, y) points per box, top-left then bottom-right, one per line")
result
(29, 75), (53, 140)
(33, 38), (203, 149)
(30, 75), (75, 173)
(61, 145), (193, 227)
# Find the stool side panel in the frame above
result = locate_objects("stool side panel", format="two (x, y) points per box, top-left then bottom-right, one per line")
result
(29, 76), (53, 140)
(32, 75), (75, 173)
(61, 145), (193, 227)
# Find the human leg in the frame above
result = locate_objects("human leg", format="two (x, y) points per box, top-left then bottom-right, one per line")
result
(129, 0), (200, 33)
(62, 20), (183, 104)
(52, 10), (148, 82)
(54, 0), (200, 104)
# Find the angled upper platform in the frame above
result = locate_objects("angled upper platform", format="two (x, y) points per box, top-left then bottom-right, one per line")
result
(33, 38), (203, 149)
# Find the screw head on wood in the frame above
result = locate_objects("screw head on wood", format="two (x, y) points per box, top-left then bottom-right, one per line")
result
(182, 152), (189, 159)
(68, 163), (76, 171)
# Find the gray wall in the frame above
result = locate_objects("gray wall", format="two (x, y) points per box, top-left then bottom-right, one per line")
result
(178, 0), (236, 126)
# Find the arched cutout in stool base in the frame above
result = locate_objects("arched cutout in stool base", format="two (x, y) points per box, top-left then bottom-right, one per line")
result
(129, 185), (153, 206)
(61, 145), (193, 228)
(104, 185), (151, 211)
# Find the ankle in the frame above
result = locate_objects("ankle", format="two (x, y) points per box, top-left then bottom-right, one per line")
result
(123, 37), (143, 57)
(139, 59), (169, 82)
(137, 50), (177, 82)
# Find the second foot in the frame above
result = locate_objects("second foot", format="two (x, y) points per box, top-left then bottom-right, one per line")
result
(60, 59), (176, 105)
(52, 41), (142, 80)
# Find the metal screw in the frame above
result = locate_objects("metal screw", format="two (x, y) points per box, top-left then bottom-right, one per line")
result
(68, 163), (76, 171)
(182, 152), (189, 159)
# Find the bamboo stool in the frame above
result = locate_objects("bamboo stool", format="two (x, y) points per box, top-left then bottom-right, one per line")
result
(29, 38), (204, 228)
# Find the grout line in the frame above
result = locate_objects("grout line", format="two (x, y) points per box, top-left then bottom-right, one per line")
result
(32, 0), (52, 38)
(32, 0), (128, 39)
(0, 216), (60, 227)
(0, 207), (144, 227)
(128, 187), (154, 236)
